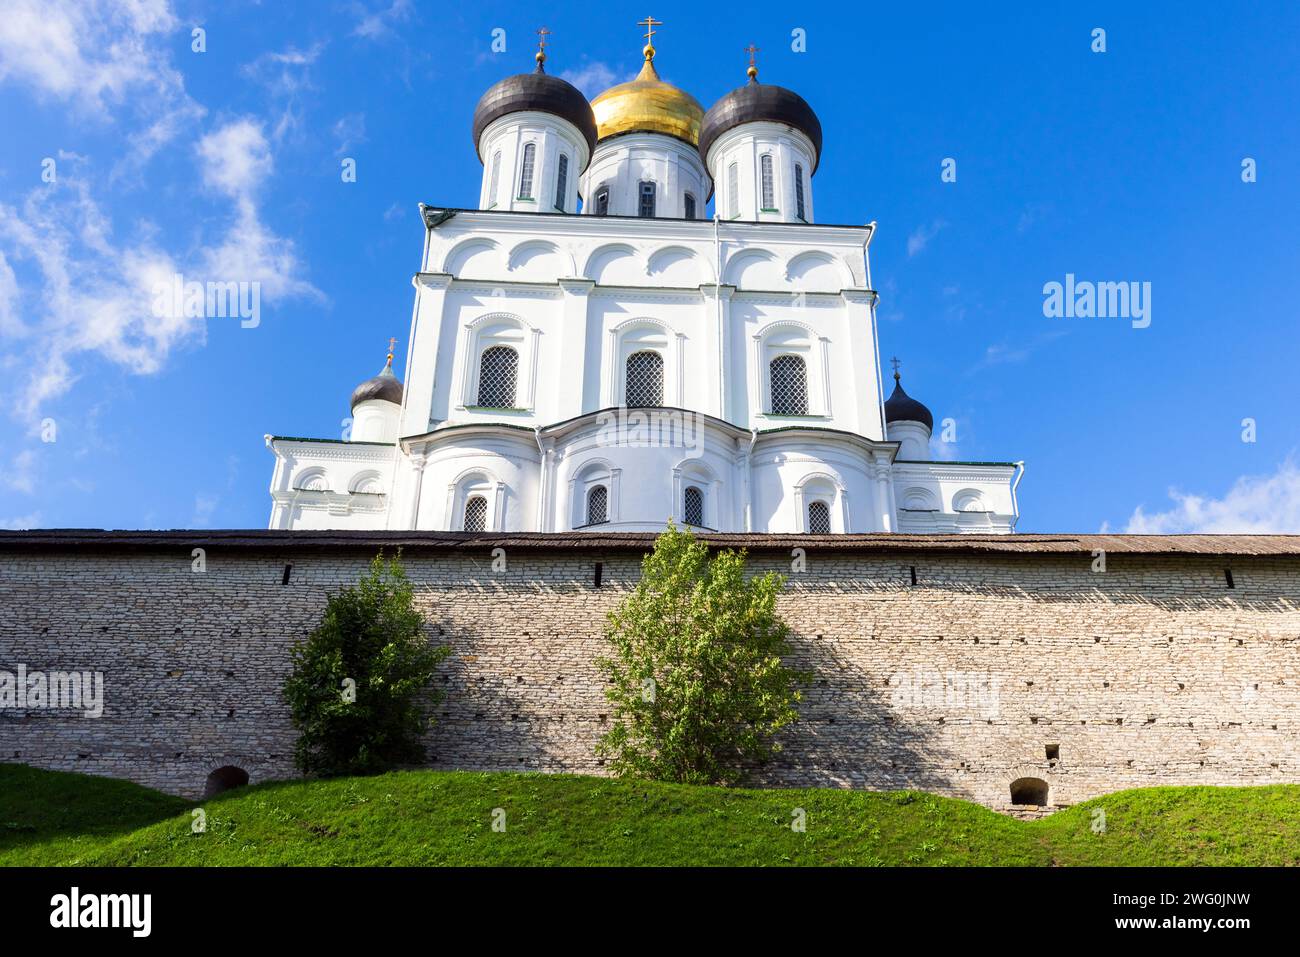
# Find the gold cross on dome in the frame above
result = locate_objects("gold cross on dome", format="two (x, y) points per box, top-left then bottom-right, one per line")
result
(746, 43), (760, 68)
(638, 15), (662, 44)
(388, 337), (398, 355)
(890, 356), (901, 377)
(536, 26), (551, 53)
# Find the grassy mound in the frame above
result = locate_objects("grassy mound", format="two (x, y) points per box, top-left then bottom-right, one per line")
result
(2, 764), (1296, 866)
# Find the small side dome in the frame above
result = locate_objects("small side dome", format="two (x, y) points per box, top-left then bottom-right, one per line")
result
(471, 57), (597, 165)
(884, 370), (933, 431)
(699, 69), (823, 171)
(350, 352), (403, 411)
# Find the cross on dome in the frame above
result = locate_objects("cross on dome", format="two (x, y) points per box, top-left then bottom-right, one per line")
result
(637, 15), (662, 59)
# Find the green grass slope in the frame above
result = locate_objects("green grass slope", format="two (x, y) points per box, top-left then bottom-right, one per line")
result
(2, 764), (1297, 866)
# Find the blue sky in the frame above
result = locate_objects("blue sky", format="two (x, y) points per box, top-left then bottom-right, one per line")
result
(1, 0), (1298, 533)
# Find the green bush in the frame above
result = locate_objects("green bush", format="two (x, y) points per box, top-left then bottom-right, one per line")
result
(284, 553), (450, 777)
(596, 523), (809, 785)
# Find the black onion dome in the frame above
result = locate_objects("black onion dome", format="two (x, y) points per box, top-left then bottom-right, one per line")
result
(884, 375), (933, 431)
(699, 75), (823, 172)
(472, 61), (597, 167)
(350, 359), (403, 410)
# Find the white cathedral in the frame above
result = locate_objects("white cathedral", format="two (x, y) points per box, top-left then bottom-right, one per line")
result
(265, 26), (1023, 535)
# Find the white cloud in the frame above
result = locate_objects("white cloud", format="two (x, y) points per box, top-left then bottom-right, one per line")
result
(352, 0), (414, 40)
(1121, 458), (1300, 534)
(907, 220), (947, 258)
(332, 113), (367, 156)
(240, 43), (326, 141)
(0, 0), (203, 175)
(0, 119), (319, 418)
(0, 512), (42, 530)
(1, 449), (38, 494)
(197, 119), (275, 198)
(560, 62), (628, 97)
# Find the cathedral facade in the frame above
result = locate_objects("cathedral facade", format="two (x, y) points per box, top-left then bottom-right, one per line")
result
(265, 31), (1022, 534)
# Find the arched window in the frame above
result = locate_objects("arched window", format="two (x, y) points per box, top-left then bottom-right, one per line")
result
(463, 495), (488, 532)
(1010, 777), (1049, 807)
(518, 142), (536, 199)
(769, 354), (808, 415)
(760, 154), (775, 209)
(594, 185), (610, 216)
(794, 163), (806, 221)
(683, 192), (696, 220)
(727, 162), (739, 216)
(476, 345), (518, 408)
(554, 154), (569, 211)
(683, 485), (704, 527)
(638, 181), (656, 218)
(586, 485), (609, 525)
(488, 150), (502, 207)
(624, 350), (664, 407)
(807, 500), (831, 534)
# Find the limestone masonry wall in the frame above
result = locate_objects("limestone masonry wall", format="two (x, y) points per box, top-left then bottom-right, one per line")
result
(2, 543), (1298, 813)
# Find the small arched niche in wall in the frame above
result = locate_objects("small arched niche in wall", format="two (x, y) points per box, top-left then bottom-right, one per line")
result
(1009, 776), (1049, 807)
(204, 765), (250, 798)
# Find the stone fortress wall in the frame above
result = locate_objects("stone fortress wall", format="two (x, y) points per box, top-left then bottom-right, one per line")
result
(2, 531), (1297, 814)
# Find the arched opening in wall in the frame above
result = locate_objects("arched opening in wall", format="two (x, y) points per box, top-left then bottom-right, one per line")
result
(1009, 777), (1049, 807)
(807, 499), (832, 534)
(204, 765), (250, 798)
(463, 495), (488, 532)
(683, 485), (704, 527)
(476, 344), (519, 409)
(769, 354), (809, 415)
(586, 485), (609, 526)
(625, 350), (664, 407)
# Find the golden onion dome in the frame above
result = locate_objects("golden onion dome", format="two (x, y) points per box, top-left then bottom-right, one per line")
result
(591, 45), (704, 146)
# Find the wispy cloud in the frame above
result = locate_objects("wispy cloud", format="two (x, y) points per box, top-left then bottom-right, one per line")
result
(352, 0), (414, 40)
(1118, 456), (1300, 533)
(559, 62), (631, 97)
(240, 42), (326, 141)
(907, 219), (947, 258)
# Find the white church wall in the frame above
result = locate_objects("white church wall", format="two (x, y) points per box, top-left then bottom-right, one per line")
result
(705, 121), (817, 224)
(265, 438), (398, 530)
(415, 431), (540, 531)
(476, 111), (589, 214)
(579, 132), (709, 219)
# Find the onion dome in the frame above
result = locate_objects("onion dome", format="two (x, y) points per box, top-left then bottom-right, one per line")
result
(471, 51), (597, 164)
(884, 369), (933, 431)
(591, 43), (704, 146)
(350, 348), (403, 411)
(698, 63), (823, 171)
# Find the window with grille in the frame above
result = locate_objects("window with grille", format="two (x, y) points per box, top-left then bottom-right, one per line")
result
(624, 350), (664, 407)
(638, 181), (656, 218)
(476, 345), (518, 408)
(586, 485), (609, 525)
(683, 486), (704, 527)
(684, 192), (696, 220)
(594, 186), (609, 216)
(554, 154), (568, 211)
(464, 495), (488, 532)
(488, 151), (501, 206)
(727, 162), (739, 216)
(518, 143), (536, 199)
(760, 154), (775, 209)
(768, 354), (808, 415)
(807, 500), (831, 534)
(794, 163), (806, 220)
